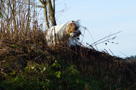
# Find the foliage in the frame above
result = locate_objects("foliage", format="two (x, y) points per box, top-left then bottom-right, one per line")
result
(0, 61), (101, 90)
(128, 55), (136, 61)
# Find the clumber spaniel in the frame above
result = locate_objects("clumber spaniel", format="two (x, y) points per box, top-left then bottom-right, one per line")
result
(45, 20), (81, 47)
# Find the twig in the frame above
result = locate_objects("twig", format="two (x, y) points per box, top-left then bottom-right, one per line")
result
(81, 26), (98, 50)
(104, 49), (109, 54)
(127, 83), (136, 90)
(119, 51), (128, 57)
(109, 49), (115, 56)
(86, 43), (96, 50)
(91, 31), (122, 46)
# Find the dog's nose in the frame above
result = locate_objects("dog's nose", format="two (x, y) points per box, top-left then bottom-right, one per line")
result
(72, 30), (81, 37)
(76, 30), (81, 36)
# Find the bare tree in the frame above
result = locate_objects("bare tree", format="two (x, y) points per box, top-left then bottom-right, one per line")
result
(0, 0), (33, 34)
(39, 0), (56, 29)
(0, 0), (10, 19)
(0, 0), (5, 18)
(0, 0), (3, 18)
(1, 0), (57, 30)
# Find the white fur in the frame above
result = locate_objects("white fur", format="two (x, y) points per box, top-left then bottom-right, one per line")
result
(45, 21), (81, 47)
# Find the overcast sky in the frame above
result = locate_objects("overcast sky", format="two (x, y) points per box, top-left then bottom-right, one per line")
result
(37, 0), (136, 58)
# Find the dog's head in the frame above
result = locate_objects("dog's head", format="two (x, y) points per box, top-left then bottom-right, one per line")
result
(66, 21), (81, 38)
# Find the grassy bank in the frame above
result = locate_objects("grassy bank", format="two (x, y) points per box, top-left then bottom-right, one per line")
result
(0, 28), (136, 90)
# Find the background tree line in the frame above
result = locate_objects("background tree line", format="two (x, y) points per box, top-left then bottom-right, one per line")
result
(0, 0), (56, 30)
(128, 55), (136, 60)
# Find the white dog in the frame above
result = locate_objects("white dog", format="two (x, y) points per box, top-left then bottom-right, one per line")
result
(45, 20), (81, 47)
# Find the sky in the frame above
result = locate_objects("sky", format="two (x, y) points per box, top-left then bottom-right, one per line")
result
(37, 0), (136, 58)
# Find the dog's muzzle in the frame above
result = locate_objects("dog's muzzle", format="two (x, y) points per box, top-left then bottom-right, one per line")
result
(70, 30), (81, 37)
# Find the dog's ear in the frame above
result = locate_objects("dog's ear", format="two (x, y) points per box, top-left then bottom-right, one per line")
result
(66, 22), (76, 35)
(71, 21), (79, 30)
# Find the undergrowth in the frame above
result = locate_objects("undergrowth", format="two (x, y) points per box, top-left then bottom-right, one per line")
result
(0, 61), (101, 90)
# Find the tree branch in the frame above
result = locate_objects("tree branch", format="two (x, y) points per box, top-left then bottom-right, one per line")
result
(53, 0), (55, 11)
(39, 0), (46, 4)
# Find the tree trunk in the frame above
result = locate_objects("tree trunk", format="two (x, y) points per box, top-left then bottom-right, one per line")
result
(0, 0), (2, 18)
(47, 0), (56, 26)
(43, 4), (49, 29)
(12, 0), (16, 32)
(39, 0), (56, 29)
(0, 0), (4, 18)
(26, 0), (31, 33)
(6, 0), (10, 19)
(6, 0), (10, 35)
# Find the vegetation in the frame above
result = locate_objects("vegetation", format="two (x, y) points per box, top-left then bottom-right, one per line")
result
(0, 0), (136, 90)
(127, 55), (136, 61)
